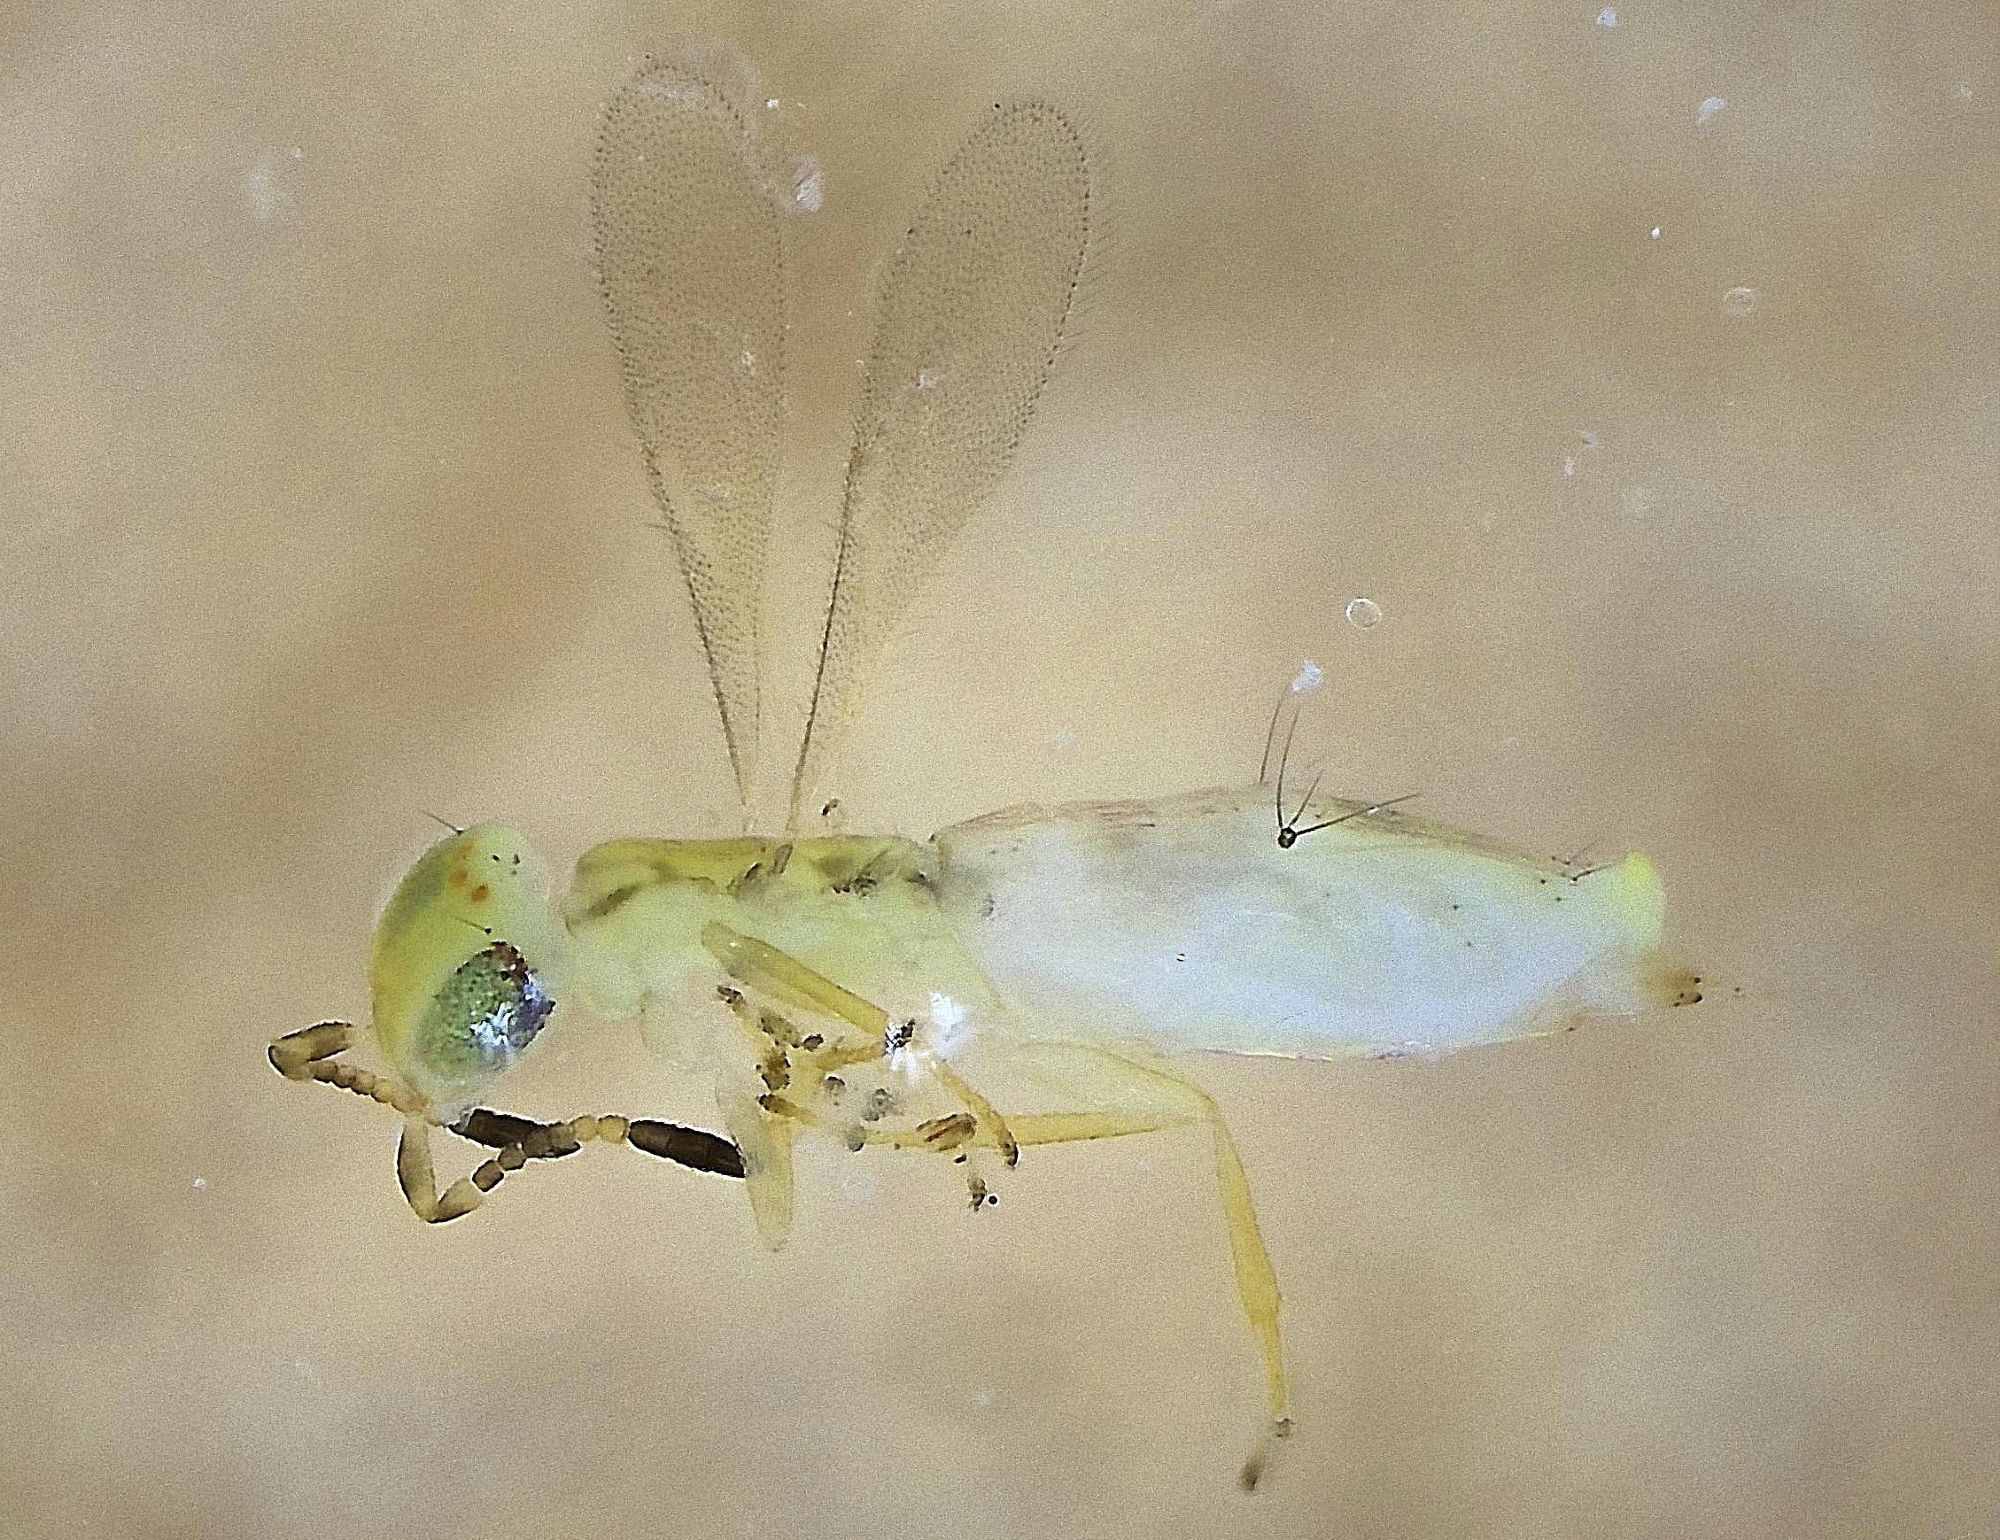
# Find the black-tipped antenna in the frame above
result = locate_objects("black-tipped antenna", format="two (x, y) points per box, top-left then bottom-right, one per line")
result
(421, 810), (465, 835)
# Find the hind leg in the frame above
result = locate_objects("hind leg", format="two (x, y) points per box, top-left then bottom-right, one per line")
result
(991, 1042), (1291, 1488)
(773, 1035), (1292, 1481)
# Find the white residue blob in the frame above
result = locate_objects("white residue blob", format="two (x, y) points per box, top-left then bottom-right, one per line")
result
(1290, 659), (1325, 694)
(1649, 224), (1662, 240)
(1596, 7), (1619, 26)
(245, 158), (287, 222)
(247, 145), (308, 223)
(1344, 597), (1383, 630)
(1563, 426), (1601, 476)
(838, 1166), (879, 1205)
(1722, 285), (1759, 317)
(1696, 96), (1727, 126)
(637, 77), (704, 109)
(927, 992), (973, 1057)
(246, 166), (277, 220)
(787, 155), (825, 214)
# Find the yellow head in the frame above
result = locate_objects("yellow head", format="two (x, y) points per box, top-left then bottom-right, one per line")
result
(367, 825), (571, 1116)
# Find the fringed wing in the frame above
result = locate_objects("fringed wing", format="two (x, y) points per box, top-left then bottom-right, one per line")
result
(593, 59), (786, 805)
(788, 102), (1093, 824)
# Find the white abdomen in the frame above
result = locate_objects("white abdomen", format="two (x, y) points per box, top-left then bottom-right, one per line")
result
(932, 786), (1675, 1060)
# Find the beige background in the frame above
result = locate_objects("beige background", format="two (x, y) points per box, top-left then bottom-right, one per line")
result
(4, 2), (1996, 1536)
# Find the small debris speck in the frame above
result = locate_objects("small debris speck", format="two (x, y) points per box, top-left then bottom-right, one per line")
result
(1696, 96), (1727, 127)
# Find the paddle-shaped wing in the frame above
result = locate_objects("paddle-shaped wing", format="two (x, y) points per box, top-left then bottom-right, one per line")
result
(593, 59), (787, 804)
(789, 102), (1092, 822)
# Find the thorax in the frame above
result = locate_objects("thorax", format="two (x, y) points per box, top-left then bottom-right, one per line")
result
(562, 833), (996, 1047)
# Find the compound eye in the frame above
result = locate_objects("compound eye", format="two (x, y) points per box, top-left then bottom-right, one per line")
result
(415, 940), (555, 1091)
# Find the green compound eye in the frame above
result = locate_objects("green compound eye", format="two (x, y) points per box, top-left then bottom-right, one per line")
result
(415, 941), (555, 1094)
(368, 825), (569, 1113)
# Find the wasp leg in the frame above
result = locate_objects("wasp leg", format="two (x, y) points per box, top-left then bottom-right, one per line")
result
(702, 923), (1019, 1164)
(993, 1042), (1293, 1492)
(719, 1087), (796, 1249)
(758, 1038), (1291, 1483)
(922, 1054), (1019, 1167)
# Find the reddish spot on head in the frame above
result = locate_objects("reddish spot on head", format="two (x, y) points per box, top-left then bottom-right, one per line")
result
(448, 866), (468, 887)
(469, 883), (491, 903)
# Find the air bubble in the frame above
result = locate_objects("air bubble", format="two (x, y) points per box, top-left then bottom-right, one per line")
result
(1345, 597), (1382, 630)
(1722, 285), (1759, 317)
(1596, 7), (1618, 26)
(1696, 96), (1727, 126)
